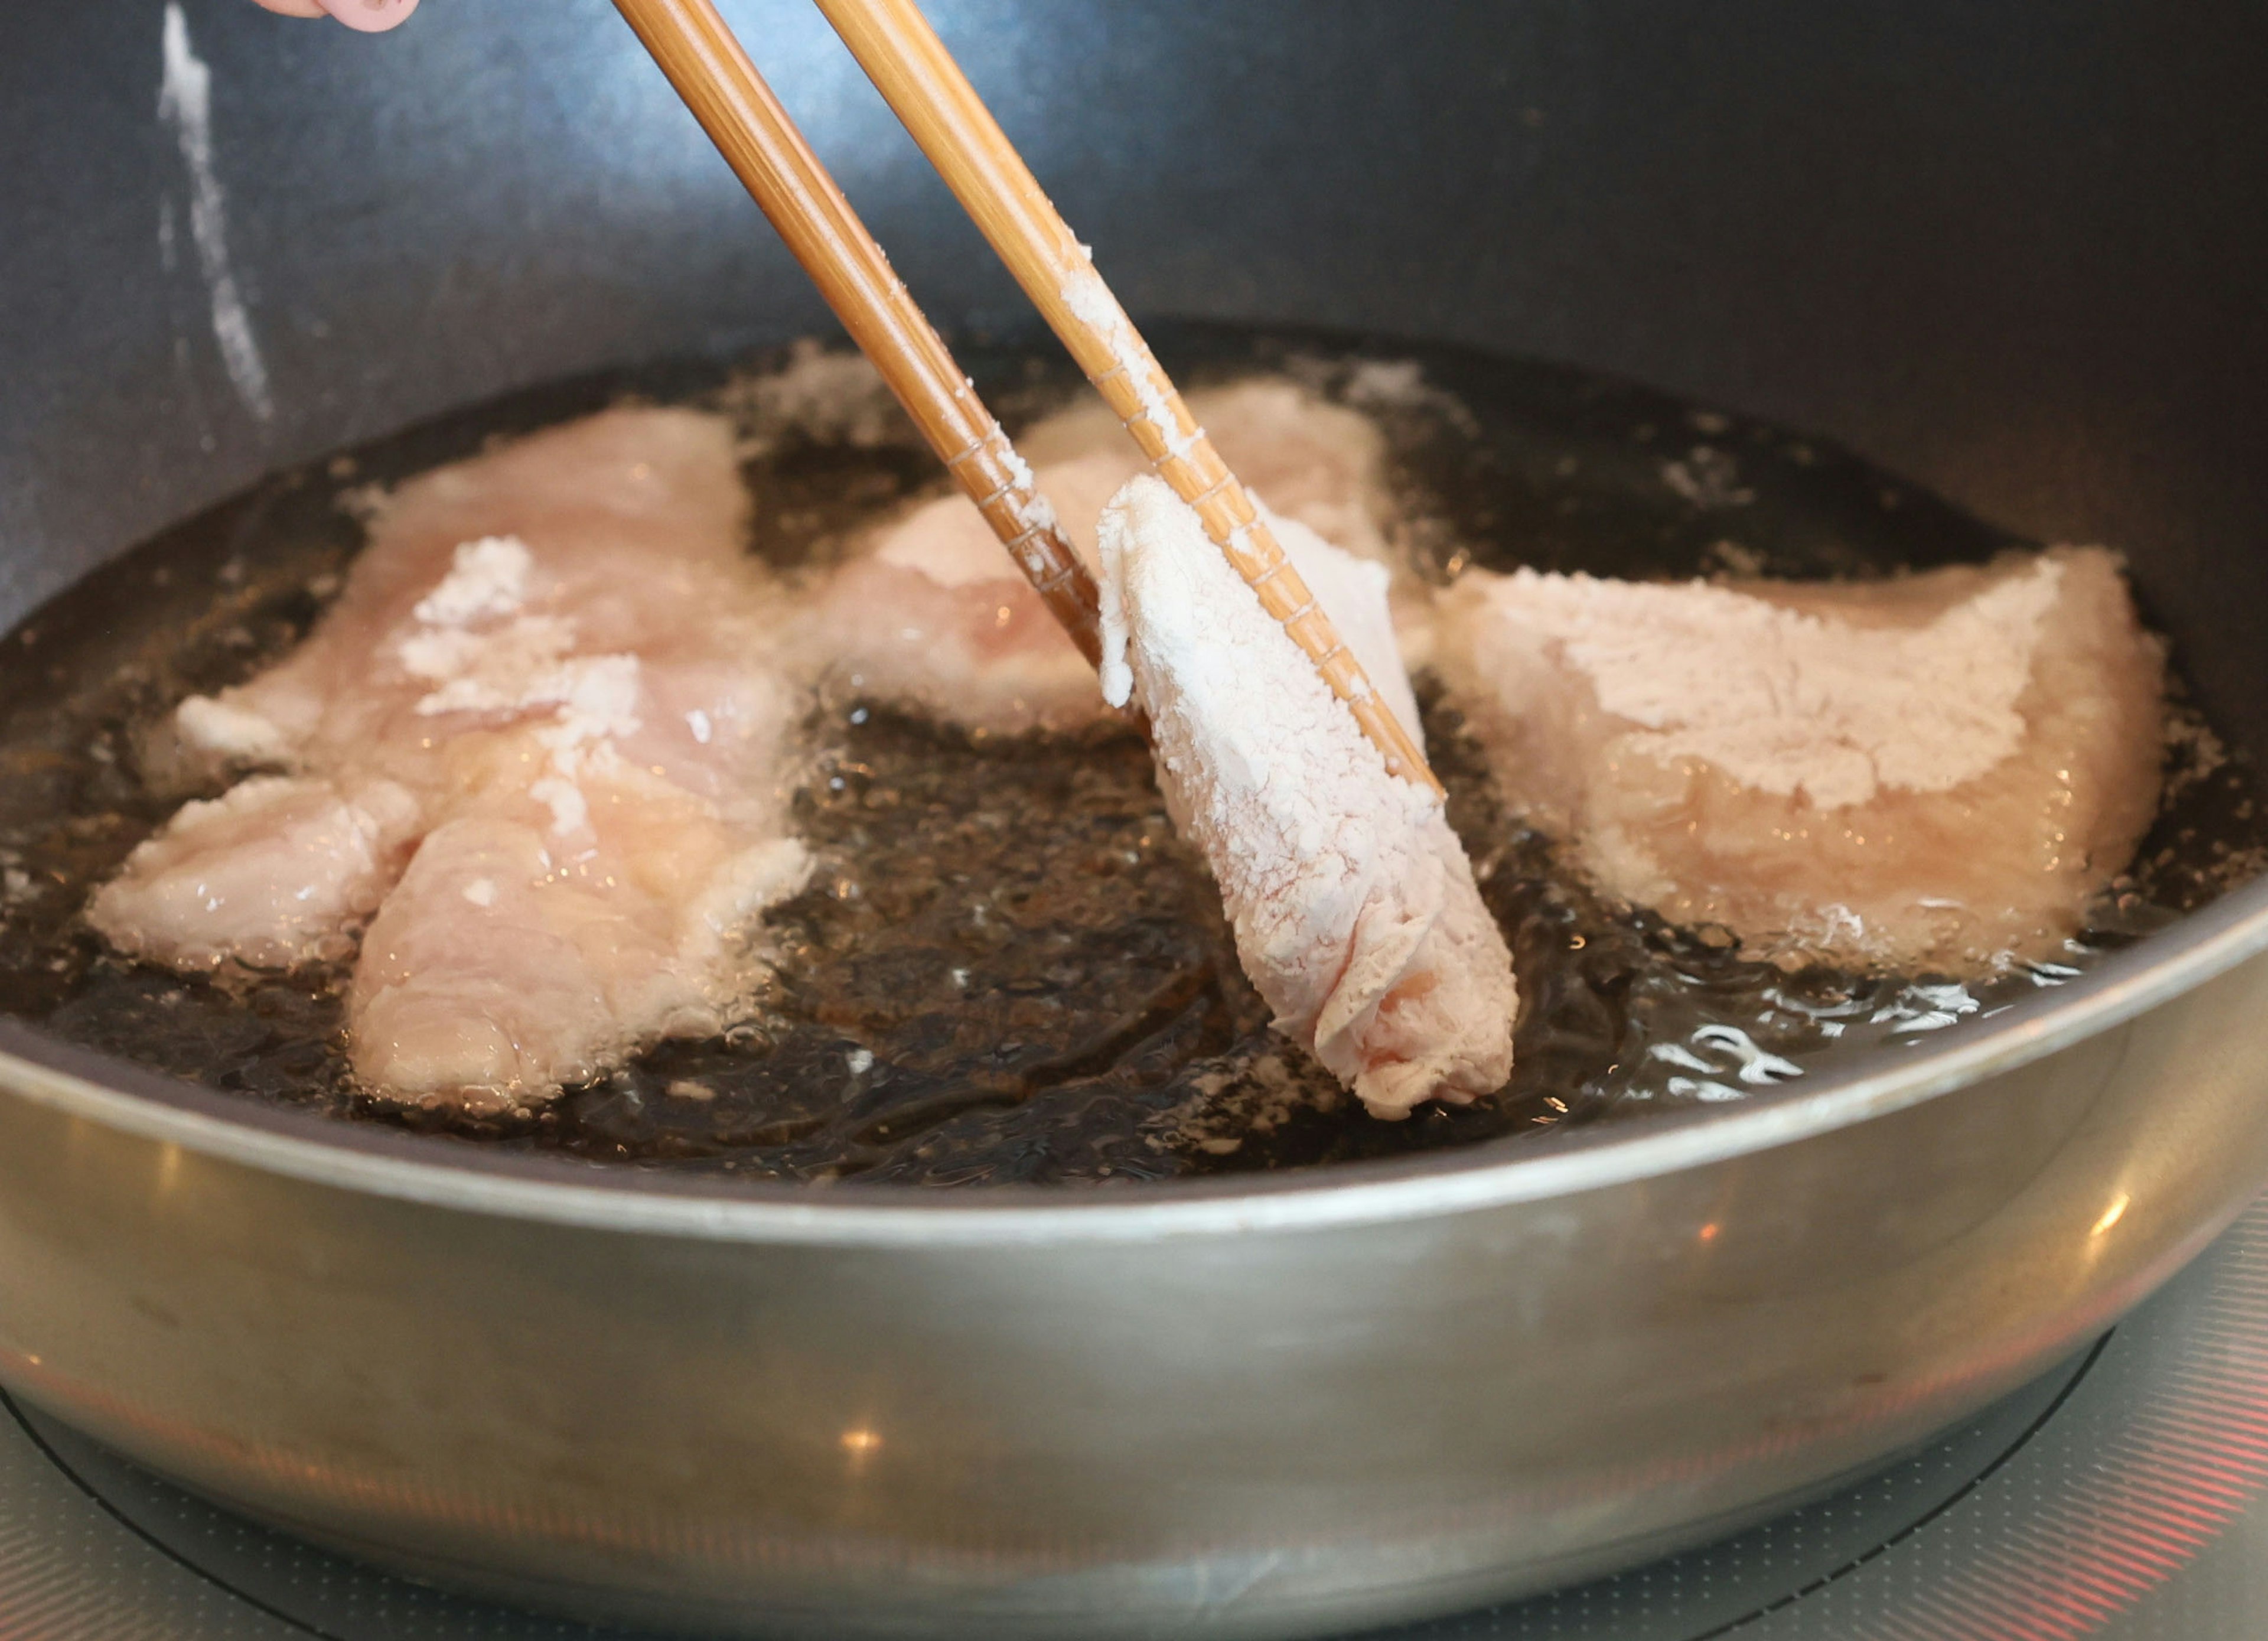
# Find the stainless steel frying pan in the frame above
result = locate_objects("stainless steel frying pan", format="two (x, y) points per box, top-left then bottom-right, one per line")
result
(5, 3), (2268, 1636)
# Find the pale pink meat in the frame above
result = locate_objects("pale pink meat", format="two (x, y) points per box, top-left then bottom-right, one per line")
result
(86, 775), (419, 972)
(1017, 379), (1394, 561)
(354, 782), (809, 1113)
(1433, 549), (2166, 973)
(807, 381), (1396, 734)
(89, 408), (811, 1113)
(1096, 476), (1516, 1119)
(803, 448), (1134, 735)
(201, 407), (780, 805)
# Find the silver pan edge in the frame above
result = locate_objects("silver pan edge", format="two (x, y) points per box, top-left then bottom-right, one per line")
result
(0, 881), (2263, 1640)
(10, 1), (2268, 1632)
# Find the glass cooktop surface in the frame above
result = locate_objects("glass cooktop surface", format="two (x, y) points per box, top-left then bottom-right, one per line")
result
(5, 1193), (2266, 1641)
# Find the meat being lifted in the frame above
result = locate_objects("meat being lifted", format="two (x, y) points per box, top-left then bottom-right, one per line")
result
(90, 409), (811, 1114)
(1433, 549), (2166, 973)
(1096, 475), (1517, 1118)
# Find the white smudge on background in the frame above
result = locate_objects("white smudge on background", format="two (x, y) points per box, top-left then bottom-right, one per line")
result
(158, 2), (274, 422)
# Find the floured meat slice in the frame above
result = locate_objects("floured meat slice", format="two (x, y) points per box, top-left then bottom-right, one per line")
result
(89, 408), (812, 1114)
(804, 445), (1135, 735)
(809, 379), (1397, 734)
(1019, 379), (1396, 562)
(170, 408), (778, 803)
(353, 779), (810, 1111)
(1095, 475), (1516, 1119)
(1433, 549), (2166, 973)
(87, 776), (420, 972)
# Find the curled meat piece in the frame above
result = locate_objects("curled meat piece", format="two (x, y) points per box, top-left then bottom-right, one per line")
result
(90, 409), (810, 1113)
(1095, 475), (1516, 1118)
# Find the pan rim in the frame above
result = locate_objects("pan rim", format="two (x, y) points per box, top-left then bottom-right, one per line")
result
(2, 872), (2263, 1245)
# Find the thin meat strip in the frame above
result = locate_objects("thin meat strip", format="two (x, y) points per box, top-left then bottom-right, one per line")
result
(89, 408), (811, 1114)
(84, 774), (419, 972)
(1094, 475), (1516, 1119)
(1432, 549), (2166, 973)
(808, 379), (1400, 734)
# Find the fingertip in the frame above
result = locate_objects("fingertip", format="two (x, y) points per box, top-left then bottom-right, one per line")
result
(314, 0), (419, 32)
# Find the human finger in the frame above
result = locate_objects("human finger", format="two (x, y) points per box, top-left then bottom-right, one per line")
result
(251, 0), (420, 30)
(313, 0), (420, 32)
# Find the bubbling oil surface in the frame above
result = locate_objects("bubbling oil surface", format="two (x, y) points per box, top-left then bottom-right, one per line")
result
(0, 326), (2258, 1187)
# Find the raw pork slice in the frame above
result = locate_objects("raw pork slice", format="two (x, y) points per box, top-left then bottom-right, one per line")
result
(353, 789), (809, 1106)
(87, 775), (419, 972)
(1433, 549), (2166, 973)
(810, 379), (1398, 734)
(1095, 475), (1516, 1119)
(89, 408), (812, 1114)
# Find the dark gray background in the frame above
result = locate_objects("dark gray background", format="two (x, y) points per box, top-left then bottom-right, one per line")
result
(4, 0), (2265, 737)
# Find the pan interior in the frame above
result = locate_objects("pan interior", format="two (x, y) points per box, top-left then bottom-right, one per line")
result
(1, 325), (2258, 1190)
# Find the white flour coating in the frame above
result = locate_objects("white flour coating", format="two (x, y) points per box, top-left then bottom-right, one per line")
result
(394, 535), (646, 836)
(1433, 548), (2166, 973)
(157, 3), (272, 423)
(522, 653), (645, 835)
(1491, 560), (2067, 809)
(527, 774), (589, 836)
(998, 442), (1061, 536)
(173, 695), (292, 768)
(411, 536), (531, 626)
(1060, 268), (1200, 460)
(1097, 476), (1514, 1118)
(400, 616), (574, 712)
(1098, 503), (1417, 738)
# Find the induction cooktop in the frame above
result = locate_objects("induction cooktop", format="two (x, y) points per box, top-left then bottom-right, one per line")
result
(6, 1191), (2265, 1641)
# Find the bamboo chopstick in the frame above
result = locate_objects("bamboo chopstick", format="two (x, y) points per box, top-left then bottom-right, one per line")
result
(808, 0), (1443, 797)
(610, 0), (1103, 668)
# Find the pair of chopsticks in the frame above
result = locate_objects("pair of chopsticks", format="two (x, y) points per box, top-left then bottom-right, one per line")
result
(613, 0), (1442, 797)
